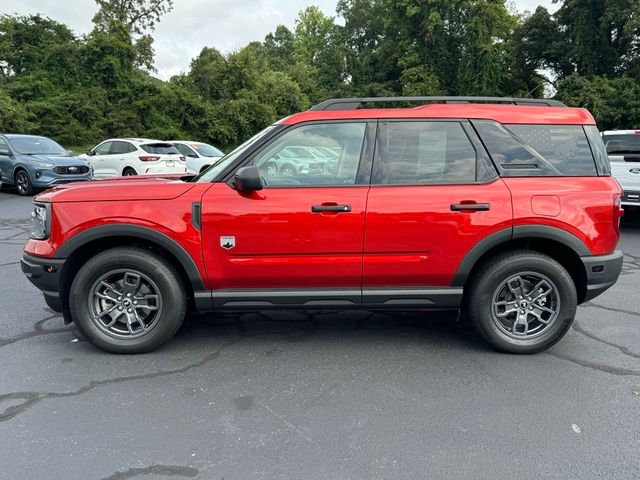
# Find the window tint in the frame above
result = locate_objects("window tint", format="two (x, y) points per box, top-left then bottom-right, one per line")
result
(373, 121), (476, 184)
(505, 124), (597, 176)
(585, 126), (611, 174)
(251, 123), (366, 186)
(110, 141), (133, 155)
(140, 143), (180, 154)
(94, 142), (112, 155)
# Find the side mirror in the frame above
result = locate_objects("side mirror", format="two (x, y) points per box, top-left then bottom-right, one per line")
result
(86, 150), (94, 156)
(0, 148), (10, 156)
(234, 166), (263, 191)
(66, 149), (74, 156)
(189, 153), (198, 158)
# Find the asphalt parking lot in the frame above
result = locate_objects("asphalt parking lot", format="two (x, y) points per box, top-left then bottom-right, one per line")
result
(0, 190), (639, 480)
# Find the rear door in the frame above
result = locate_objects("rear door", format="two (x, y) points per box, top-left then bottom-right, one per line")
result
(200, 121), (374, 308)
(362, 120), (512, 307)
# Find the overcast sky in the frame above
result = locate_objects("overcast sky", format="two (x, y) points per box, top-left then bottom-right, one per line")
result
(0, 0), (559, 79)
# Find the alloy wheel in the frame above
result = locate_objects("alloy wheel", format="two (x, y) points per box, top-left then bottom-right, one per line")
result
(491, 272), (560, 339)
(88, 269), (163, 338)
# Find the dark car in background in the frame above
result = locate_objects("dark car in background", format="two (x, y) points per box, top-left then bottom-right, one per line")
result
(0, 134), (93, 196)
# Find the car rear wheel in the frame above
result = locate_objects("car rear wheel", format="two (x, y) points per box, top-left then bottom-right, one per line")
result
(69, 247), (187, 353)
(15, 169), (35, 196)
(466, 250), (577, 354)
(122, 167), (137, 176)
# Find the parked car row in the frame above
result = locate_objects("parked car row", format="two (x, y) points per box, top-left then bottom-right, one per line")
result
(0, 134), (225, 195)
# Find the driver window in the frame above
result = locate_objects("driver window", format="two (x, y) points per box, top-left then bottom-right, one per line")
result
(94, 142), (112, 155)
(250, 123), (367, 186)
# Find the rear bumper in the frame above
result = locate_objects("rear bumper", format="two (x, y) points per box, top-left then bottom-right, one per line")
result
(580, 250), (623, 302)
(21, 253), (65, 312)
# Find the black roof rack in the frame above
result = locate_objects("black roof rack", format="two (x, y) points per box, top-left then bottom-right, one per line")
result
(310, 96), (566, 111)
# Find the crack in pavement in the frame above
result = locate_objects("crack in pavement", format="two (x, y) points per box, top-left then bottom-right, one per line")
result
(0, 314), (69, 348)
(582, 302), (640, 319)
(547, 350), (640, 377)
(0, 336), (244, 423)
(99, 464), (199, 479)
(572, 320), (640, 359)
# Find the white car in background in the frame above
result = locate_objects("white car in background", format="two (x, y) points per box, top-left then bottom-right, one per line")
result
(82, 138), (187, 178)
(602, 130), (640, 208)
(171, 141), (224, 174)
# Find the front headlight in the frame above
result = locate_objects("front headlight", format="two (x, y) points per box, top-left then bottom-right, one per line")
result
(28, 159), (54, 168)
(30, 203), (51, 240)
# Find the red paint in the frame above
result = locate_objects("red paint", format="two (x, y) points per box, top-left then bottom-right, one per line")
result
(200, 183), (368, 289)
(282, 105), (596, 126)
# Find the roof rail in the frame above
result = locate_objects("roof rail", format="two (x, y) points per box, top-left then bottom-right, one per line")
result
(310, 96), (566, 111)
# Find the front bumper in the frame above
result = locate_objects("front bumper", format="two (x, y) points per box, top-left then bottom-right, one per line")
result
(580, 250), (624, 302)
(21, 253), (65, 312)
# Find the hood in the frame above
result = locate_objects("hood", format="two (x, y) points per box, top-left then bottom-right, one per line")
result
(23, 154), (88, 166)
(35, 175), (198, 203)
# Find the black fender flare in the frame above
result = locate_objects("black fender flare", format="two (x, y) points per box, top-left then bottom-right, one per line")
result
(54, 224), (205, 291)
(451, 225), (591, 286)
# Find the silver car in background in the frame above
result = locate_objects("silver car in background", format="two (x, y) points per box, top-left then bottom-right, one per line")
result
(602, 130), (640, 208)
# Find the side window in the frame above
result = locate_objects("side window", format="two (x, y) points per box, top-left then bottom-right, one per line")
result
(0, 138), (10, 155)
(110, 141), (133, 155)
(506, 124), (597, 176)
(474, 121), (598, 176)
(94, 142), (112, 155)
(176, 144), (196, 157)
(250, 123), (367, 186)
(373, 121), (477, 184)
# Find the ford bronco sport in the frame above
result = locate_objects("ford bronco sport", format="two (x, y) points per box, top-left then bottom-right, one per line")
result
(21, 96), (624, 354)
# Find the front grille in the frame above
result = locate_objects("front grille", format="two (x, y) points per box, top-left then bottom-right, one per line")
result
(53, 165), (90, 175)
(623, 191), (640, 203)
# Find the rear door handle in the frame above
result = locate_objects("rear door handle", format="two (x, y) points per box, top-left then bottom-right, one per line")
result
(311, 203), (352, 213)
(450, 203), (491, 212)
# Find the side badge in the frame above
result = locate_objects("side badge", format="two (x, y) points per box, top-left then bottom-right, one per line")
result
(220, 236), (236, 250)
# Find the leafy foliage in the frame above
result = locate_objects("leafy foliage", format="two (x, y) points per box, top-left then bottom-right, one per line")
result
(0, 0), (639, 151)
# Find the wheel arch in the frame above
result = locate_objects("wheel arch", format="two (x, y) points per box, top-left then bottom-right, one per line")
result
(56, 225), (205, 309)
(453, 225), (590, 304)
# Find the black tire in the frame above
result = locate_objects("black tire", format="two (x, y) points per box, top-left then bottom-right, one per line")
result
(122, 167), (137, 176)
(15, 169), (35, 196)
(466, 250), (577, 354)
(280, 164), (296, 176)
(69, 247), (187, 353)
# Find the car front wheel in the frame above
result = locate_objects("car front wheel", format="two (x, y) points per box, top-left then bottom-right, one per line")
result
(69, 247), (187, 353)
(466, 250), (577, 354)
(15, 169), (35, 196)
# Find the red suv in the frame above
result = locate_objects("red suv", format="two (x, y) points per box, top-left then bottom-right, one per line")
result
(21, 97), (624, 354)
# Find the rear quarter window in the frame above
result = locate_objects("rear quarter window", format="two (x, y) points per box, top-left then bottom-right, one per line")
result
(474, 121), (598, 176)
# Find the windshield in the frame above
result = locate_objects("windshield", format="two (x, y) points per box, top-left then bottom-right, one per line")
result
(603, 134), (640, 155)
(193, 143), (224, 157)
(8, 136), (66, 156)
(195, 125), (277, 182)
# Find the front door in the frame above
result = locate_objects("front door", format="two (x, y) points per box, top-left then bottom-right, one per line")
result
(362, 120), (512, 307)
(89, 141), (113, 177)
(201, 121), (374, 308)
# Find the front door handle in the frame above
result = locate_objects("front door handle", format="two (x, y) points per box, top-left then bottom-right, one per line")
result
(311, 203), (352, 213)
(450, 202), (491, 212)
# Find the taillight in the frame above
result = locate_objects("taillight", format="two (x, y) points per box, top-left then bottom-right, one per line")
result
(139, 156), (160, 162)
(179, 156), (186, 162)
(613, 193), (624, 234)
